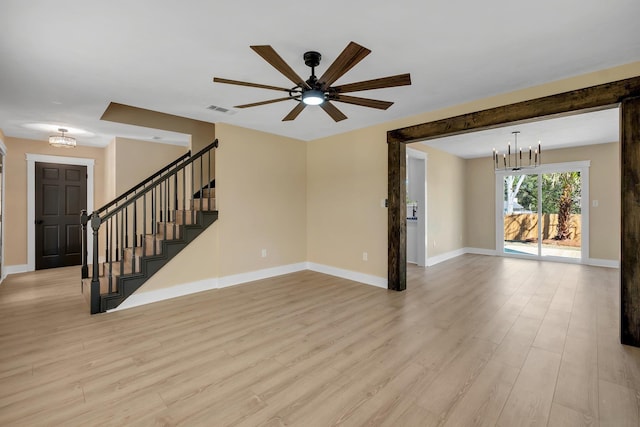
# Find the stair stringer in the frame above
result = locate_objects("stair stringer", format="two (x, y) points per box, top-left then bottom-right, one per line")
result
(100, 211), (218, 312)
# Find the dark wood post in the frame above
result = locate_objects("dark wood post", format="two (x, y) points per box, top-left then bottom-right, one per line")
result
(387, 138), (406, 291)
(80, 210), (88, 279)
(621, 96), (640, 346)
(90, 214), (101, 314)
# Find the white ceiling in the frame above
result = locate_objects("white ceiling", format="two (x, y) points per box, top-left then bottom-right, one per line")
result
(0, 1), (639, 149)
(421, 107), (620, 159)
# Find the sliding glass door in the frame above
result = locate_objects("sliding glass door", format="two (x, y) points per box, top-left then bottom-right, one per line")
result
(503, 173), (538, 256)
(540, 171), (581, 259)
(497, 162), (588, 262)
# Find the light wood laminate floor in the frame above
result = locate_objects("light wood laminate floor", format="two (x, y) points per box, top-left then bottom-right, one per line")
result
(0, 255), (638, 426)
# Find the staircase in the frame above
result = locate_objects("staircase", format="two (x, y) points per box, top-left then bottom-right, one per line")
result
(81, 140), (218, 314)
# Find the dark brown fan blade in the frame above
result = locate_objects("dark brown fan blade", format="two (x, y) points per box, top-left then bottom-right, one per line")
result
(317, 42), (371, 90)
(282, 102), (306, 121)
(331, 73), (412, 94)
(320, 101), (347, 122)
(250, 45), (310, 89)
(332, 95), (393, 110)
(214, 77), (292, 92)
(235, 97), (295, 109)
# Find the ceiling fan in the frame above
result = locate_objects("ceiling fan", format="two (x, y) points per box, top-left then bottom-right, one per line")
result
(213, 41), (411, 122)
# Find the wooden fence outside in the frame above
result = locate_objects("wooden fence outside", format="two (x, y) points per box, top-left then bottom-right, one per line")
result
(504, 213), (581, 241)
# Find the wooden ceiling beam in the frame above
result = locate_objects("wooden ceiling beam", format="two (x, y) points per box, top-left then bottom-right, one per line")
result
(387, 76), (640, 144)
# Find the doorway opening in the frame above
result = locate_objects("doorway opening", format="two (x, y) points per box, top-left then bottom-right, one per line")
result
(406, 147), (427, 267)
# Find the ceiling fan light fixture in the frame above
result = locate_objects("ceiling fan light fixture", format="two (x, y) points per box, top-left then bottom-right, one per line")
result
(302, 89), (325, 106)
(48, 128), (77, 148)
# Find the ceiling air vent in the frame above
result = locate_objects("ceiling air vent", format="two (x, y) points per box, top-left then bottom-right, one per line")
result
(206, 105), (236, 115)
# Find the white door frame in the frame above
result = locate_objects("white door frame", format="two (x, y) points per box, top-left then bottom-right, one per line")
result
(26, 154), (95, 272)
(407, 147), (427, 267)
(495, 160), (590, 263)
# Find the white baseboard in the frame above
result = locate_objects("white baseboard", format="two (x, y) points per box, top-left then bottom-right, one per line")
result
(110, 261), (387, 312)
(464, 247), (498, 257)
(110, 262), (308, 312)
(4, 264), (29, 276)
(218, 262), (307, 288)
(306, 262), (388, 289)
(586, 258), (619, 268)
(426, 248), (466, 267)
(112, 277), (219, 311)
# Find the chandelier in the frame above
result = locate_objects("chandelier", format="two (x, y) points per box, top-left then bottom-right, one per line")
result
(493, 131), (541, 171)
(49, 128), (77, 148)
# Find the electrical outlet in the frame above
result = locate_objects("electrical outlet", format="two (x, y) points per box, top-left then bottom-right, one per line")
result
(363, 252), (368, 261)
(592, 200), (599, 207)
(433, 241), (437, 248)
(261, 249), (267, 258)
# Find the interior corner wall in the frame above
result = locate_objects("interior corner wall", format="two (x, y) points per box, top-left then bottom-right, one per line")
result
(212, 123), (307, 277)
(306, 124), (389, 278)
(132, 122), (307, 294)
(464, 142), (620, 261)
(307, 125), (466, 280)
(3, 137), (106, 267)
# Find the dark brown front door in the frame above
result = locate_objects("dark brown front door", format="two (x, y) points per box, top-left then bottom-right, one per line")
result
(35, 162), (87, 270)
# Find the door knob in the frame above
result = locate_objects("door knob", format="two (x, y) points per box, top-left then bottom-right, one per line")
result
(36, 220), (44, 225)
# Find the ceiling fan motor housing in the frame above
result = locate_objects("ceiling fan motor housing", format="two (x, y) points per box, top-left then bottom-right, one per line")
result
(303, 51), (321, 68)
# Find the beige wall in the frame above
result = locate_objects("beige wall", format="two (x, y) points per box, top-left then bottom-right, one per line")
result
(214, 124), (307, 277)
(104, 139), (116, 201)
(465, 156), (499, 249)
(138, 122), (307, 292)
(307, 124), (389, 277)
(464, 142), (620, 260)
(4, 137), (106, 266)
(306, 129), (466, 277)
(112, 137), (188, 196)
